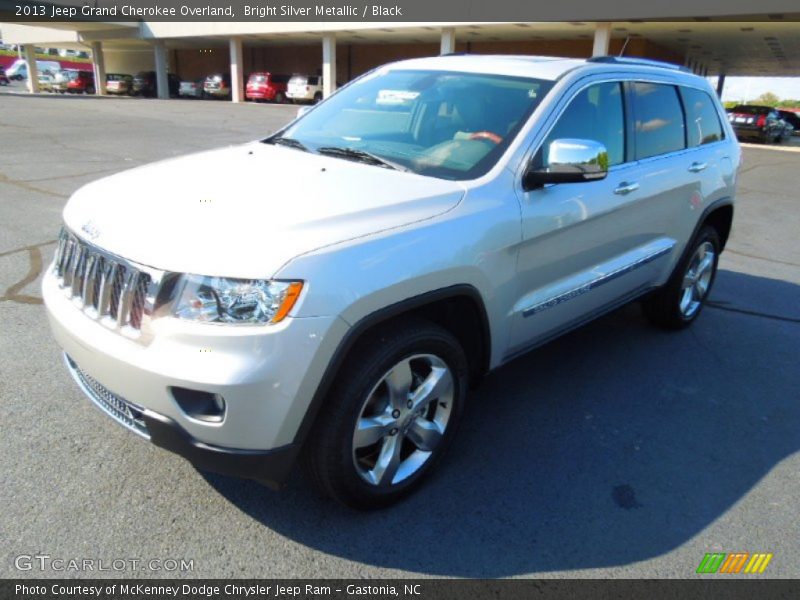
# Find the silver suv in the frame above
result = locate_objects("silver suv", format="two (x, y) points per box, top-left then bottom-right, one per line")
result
(44, 55), (739, 509)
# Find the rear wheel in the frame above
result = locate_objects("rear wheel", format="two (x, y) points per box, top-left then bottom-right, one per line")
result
(304, 319), (468, 509)
(313, 91), (323, 103)
(642, 226), (720, 330)
(274, 91), (286, 104)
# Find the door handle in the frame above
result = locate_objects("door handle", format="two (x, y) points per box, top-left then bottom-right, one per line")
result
(688, 162), (708, 173)
(614, 181), (640, 195)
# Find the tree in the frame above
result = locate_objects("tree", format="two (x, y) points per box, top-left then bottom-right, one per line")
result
(753, 91), (780, 106)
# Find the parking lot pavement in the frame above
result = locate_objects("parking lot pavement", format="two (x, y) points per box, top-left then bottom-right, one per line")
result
(1, 95), (798, 579)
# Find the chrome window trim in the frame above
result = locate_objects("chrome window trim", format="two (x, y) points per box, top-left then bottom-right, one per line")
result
(515, 72), (726, 179)
(521, 240), (675, 318)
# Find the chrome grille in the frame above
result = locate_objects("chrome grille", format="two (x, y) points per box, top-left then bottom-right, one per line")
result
(65, 355), (150, 439)
(53, 229), (153, 333)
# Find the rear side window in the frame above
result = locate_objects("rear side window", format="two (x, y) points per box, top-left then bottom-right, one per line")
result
(543, 82), (626, 166)
(631, 82), (686, 160)
(680, 87), (724, 147)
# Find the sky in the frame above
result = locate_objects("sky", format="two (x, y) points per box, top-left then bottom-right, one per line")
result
(709, 77), (800, 103)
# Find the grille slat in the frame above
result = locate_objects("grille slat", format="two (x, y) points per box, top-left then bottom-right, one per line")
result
(53, 230), (152, 333)
(117, 270), (135, 327)
(81, 254), (97, 306)
(97, 261), (115, 317)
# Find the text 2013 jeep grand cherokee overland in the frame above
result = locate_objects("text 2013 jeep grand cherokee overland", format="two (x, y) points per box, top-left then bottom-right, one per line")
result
(44, 55), (738, 509)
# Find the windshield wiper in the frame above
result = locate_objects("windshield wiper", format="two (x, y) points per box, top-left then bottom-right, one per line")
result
(316, 146), (408, 172)
(264, 136), (311, 152)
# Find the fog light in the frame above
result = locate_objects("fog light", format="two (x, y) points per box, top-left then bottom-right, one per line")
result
(170, 387), (226, 423)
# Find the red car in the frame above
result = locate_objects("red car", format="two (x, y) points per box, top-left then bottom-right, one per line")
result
(245, 72), (290, 103)
(67, 70), (95, 94)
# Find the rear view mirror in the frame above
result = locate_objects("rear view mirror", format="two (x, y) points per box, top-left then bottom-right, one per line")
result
(523, 138), (609, 190)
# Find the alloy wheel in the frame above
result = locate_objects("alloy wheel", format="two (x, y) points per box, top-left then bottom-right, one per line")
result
(352, 354), (454, 487)
(679, 241), (716, 318)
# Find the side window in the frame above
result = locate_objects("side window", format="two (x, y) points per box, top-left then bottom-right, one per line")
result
(542, 82), (625, 167)
(680, 87), (724, 147)
(631, 82), (686, 159)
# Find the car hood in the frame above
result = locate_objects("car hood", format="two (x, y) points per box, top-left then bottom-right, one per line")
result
(63, 142), (465, 278)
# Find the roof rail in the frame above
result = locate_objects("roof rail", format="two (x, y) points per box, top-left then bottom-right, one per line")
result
(587, 56), (692, 73)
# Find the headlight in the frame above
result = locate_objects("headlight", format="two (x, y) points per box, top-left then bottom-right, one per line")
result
(173, 276), (303, 325)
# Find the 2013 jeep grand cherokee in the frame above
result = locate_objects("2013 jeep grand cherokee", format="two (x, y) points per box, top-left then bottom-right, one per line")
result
(44, 55), (739, 509)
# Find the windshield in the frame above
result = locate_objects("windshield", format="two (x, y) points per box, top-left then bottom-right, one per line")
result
(277, 69), (553, 180)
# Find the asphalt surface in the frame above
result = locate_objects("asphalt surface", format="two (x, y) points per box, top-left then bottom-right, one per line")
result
(1, 92), (799, 579)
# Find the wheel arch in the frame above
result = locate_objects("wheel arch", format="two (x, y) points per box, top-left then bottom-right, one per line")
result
(292, 285), (491, 449)
(700, 200), (734, 250)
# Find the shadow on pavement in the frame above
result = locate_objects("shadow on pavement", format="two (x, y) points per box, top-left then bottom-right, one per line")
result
(201, 269), (800, 577)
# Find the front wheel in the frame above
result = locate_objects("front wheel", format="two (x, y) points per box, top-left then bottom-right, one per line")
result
(642, 226), (720, 329)
(304, 319), (468, 509)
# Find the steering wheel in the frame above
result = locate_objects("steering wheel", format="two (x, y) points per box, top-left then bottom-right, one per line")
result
(468, 131), (503, 145)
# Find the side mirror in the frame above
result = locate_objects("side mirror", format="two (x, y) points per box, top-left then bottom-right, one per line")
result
(296, 105), (313, 118)
(523, 138), (609, 190)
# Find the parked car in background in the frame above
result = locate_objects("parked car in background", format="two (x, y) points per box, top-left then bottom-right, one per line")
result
(67, 70), (95, 94)
(179, 77), (205, 99)
(106, 73), (133, 95)
(777, 109), (800, 136)
(0, 67), (9, 86)
(727, 105), (785, 143)
(51, 70), (74, 93)
(132, 71), (180, 97)
(203, 73), (232, 99)
(245, 72), (290, 103)
(38, 73), (55, 92)
(287, 74), (324, 103)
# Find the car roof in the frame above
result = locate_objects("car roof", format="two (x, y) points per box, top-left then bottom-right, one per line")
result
(384, 54), (703, 84)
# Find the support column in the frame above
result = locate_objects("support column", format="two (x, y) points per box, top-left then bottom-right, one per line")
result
(91, 42), (106, 95)
(229, 37), (244, 103)
(716, 73), (726, 98)
(23, 45), (39, 94)
(592, 22), (612, 57)
(440, 27), (456, 55)
(154, 40), (169, 100)
(322, 34), (337, 99)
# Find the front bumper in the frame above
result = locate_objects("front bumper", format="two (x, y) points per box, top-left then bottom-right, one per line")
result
(64, 354), (299, 487)
(43, 266), (348, 484)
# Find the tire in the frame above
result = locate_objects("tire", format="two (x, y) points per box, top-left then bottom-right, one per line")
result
(642, 225), (721, 330)
(274, 91), (286, 104)
(303, 318), (468, 510)
(313, 91), (323, 103)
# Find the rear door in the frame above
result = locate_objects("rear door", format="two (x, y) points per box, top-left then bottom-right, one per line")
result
(677, 85), (735, 240)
